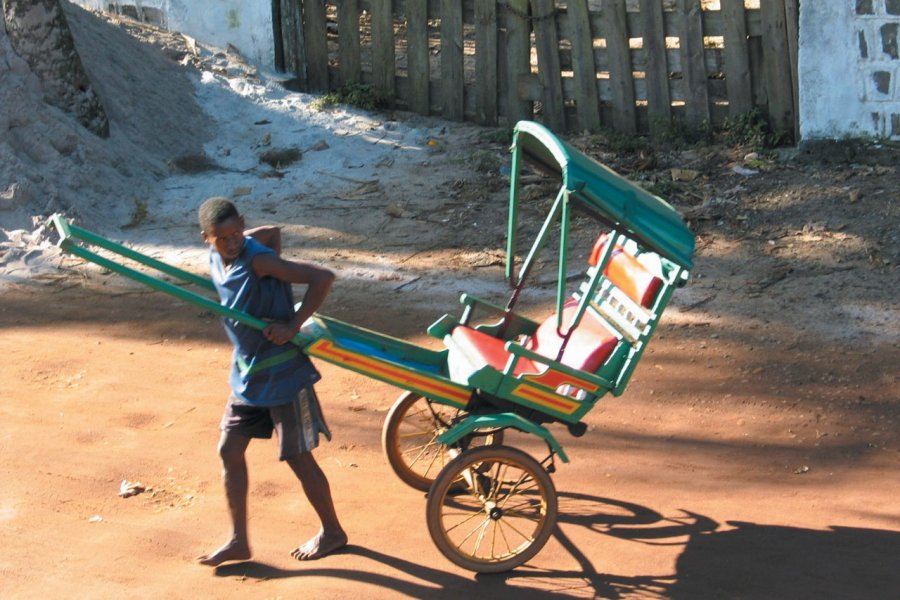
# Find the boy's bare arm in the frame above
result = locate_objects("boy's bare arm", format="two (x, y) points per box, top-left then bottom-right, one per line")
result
(246, 225), (282, 255)
(252, 253), (335, 344)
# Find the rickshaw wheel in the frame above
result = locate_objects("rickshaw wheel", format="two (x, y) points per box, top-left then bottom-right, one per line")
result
(426, 445), (558, 573)
(381, 392), (503, 492)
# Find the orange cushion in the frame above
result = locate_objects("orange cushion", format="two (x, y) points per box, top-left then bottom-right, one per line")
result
(588, 235), (663, 308)
(527, 301), (618, 372)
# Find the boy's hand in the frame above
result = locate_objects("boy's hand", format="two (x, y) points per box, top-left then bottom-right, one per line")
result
(263, 321), (297, 345)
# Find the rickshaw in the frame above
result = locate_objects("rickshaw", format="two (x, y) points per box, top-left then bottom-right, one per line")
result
(49, 120), (694, 573)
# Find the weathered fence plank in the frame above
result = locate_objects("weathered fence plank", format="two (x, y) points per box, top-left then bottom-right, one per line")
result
(441, 0), (465, 120)
(405, 1), (430, 115)
(760, 0), (794, 134)
(638, 0), (672, 129)
(566, 0), (601, 132)
(783, 0), (800, 141)
(371, 0), (395, 99)
(505, 0), (533, 124)
(273, 0), (285, 72)
(531, 0), (565, 131)
(281, 0), (305, 84)
(721, 0), (752, 116)
(475, 0), (498, 125)
(303, 0), (329, 91)
(601, 0), (636, 133)
(337, 0), (361, 86)
(676, 0), (709, 124)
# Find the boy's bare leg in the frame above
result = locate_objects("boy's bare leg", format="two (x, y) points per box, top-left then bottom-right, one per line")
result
(285, 452), (348, 560)
(198, 431), (253, 566)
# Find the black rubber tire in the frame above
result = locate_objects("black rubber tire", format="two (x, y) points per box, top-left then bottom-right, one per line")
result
(425, 445), (558, 573)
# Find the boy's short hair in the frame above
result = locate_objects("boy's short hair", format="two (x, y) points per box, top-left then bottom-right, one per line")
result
(199, 197), (239, 233)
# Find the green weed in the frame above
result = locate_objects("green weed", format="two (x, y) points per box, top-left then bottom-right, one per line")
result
(311, 83), (389, 112)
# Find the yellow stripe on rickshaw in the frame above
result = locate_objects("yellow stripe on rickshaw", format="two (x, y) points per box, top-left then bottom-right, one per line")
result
(308, 339), (470, 407)
(511, 383), (581, 416)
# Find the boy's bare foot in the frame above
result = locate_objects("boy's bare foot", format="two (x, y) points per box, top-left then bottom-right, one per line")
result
(197, 539), (251, 566)
(289, 528), (348, 561)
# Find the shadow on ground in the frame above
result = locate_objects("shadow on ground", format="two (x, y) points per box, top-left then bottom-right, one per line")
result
(213, 491), (899, 598)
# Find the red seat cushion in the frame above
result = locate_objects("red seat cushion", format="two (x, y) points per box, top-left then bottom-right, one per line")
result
(449, 301), (618, 376)
(527, 301), (618, 372)
(588, 235), (663, 308)
(449, 326), (543, 375)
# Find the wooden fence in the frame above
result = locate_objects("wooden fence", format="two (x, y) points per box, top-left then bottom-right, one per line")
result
(273, 0), (798, 138)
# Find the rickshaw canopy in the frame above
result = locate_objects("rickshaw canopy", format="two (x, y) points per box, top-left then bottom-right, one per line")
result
(508, 121), (695, 271)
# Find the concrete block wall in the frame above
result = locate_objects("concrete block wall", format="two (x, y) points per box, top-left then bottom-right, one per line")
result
(800, 1), (900, 140)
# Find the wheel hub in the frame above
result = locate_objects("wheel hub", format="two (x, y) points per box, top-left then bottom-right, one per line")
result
(485, 501), (503, 520)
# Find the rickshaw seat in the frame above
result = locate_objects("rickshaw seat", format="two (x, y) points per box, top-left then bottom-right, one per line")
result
(448, 301), (618, 377)
(446, 234), (664, 387)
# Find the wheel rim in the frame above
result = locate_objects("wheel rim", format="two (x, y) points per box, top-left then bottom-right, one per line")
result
(390, 396), (455, 487)
(427, 446), (557, 572)
(383, 392), (503, 491)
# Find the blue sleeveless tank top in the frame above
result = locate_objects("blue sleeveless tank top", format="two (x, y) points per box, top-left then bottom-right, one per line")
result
(209, 237), (320, 406)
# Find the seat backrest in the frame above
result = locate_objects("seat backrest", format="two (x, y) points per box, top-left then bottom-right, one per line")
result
(527, 300), (618, 373)
(588, 234), (662, 309)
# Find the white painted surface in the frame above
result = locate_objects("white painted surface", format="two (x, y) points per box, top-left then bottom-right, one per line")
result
(71, 0), (275, 67)
(799, 2), (900, 140)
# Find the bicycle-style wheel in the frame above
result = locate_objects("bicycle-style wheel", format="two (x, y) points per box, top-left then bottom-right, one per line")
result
(425, 445), (558, 573)
(381, 391), (502, 491)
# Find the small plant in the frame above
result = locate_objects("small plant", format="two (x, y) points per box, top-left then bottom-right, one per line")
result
(650, 116), (714, 149)
(722, 108), (790, 151)
(311, 83), (390, 111)
(259, 147), (302, 168)
(594, 128), (652, 154)
(480, 127), (515, 145)
(124, 198), (148, 229)
(469, 149), (501, 173)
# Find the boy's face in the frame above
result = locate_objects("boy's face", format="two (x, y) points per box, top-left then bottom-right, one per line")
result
(202, 215), (245, 263)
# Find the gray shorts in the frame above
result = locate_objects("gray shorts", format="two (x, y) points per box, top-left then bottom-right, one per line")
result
(220, 387), (332, 460)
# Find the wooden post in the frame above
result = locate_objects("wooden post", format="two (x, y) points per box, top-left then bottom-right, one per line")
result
(567, 0), (601, 132)
(675, 0), (709, 124)
(475, 0), (498, 125)
(721, 0), (752, 116)
(783, 0), (800, 141)
(303, 0), (329, 91)
(337, 0), (361, 86)
(441, 0), (465, 120)
(281, 0), (306, 84)
(505, 0), (533, 124)
(602, 0), (637, 133)
(405, 1), (430, 115)
(638, 0), (672, 130)
(272, 0), (284, 72)
(371, 0), (395, 100)
(760, 0), (794, 135)
(530, 0), (565, 131)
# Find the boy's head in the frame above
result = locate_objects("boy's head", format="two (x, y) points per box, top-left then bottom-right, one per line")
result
(199, 196), (245, 262)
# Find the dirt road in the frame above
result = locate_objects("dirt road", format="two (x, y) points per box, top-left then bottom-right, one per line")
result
(1, 218), (897, 598)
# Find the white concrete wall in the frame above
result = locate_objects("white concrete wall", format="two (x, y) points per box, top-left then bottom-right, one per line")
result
(800, 1), (900, 140)
(71, 0), (275, 68)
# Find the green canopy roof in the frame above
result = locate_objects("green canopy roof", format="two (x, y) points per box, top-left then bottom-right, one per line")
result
(512, 121), (695, 270)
